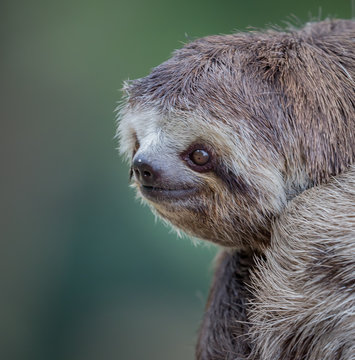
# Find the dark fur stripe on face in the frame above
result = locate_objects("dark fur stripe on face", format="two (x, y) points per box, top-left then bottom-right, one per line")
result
(215, 164), (253, 196)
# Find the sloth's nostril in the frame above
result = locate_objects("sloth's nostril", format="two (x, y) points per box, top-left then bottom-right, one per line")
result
(132, 157), (158, 186)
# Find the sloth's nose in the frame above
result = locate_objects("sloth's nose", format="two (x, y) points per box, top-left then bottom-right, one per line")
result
(132, 157), (159, 186)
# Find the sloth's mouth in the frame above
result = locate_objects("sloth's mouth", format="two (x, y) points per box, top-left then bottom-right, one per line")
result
(140, 185), (197, 202)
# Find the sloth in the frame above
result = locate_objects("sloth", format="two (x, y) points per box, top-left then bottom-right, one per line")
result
(117, 19), (355, 359)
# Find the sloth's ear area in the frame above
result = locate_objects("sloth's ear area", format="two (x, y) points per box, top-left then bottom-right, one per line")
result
(250, 34), (355, 185)
(121, 80), (135, 97)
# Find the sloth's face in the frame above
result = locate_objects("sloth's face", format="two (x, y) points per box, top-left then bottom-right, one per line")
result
(119, 108), (286, 250)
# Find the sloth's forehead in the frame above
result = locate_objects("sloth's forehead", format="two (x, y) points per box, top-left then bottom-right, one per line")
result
(121, 107), (239, 152)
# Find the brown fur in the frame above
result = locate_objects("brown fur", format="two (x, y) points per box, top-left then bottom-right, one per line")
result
(196, 250), (256, 360)
(118, 19), (355, 360)
(249, 167), (355, 360)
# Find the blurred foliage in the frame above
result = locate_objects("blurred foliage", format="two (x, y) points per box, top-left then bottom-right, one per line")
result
(1, 0), (352, 359)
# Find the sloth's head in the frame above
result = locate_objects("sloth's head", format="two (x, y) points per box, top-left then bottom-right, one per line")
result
(118, 20), (355, 250)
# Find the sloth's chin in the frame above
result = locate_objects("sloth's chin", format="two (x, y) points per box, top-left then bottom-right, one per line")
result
(140, 185), (197, 202)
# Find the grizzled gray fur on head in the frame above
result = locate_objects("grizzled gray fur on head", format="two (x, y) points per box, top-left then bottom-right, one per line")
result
(119, 19), (355, 250)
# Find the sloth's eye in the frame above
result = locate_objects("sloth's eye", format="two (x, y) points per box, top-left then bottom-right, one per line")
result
(190, 149), (210, 166)
(181, 144), (213, 172)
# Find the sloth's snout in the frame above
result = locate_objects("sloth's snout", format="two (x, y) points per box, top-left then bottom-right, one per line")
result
(132, 153), (198, 201)
(132, 156), (159, 186)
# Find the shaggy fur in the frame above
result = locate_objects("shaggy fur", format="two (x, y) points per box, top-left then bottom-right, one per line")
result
(118, 19), (355, 360)
(196, 170), (355, 360)
(248, 168), (355, 360)
(196, 250), (257, 359)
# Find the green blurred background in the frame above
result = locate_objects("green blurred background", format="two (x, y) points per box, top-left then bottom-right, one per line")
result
(1, 1), (352, 359)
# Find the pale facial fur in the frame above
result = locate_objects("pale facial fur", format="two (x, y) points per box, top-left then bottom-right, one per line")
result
(119, 106), (286, 250)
